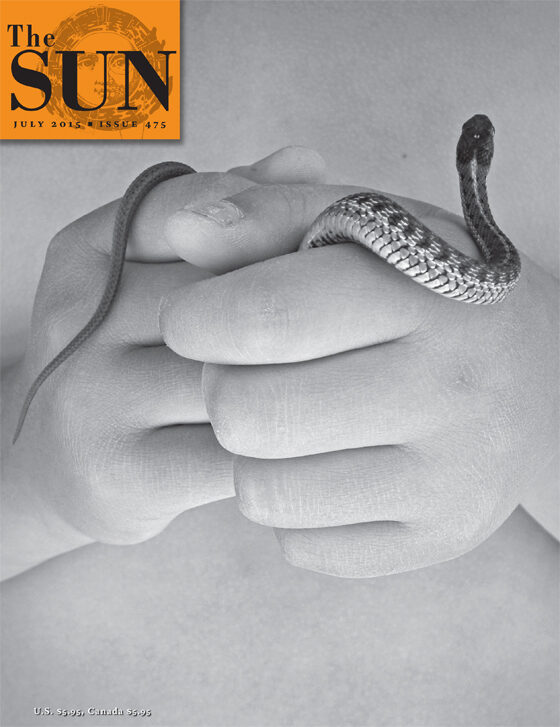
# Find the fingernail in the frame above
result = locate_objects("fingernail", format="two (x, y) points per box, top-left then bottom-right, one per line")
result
(183, 199), (244, 227)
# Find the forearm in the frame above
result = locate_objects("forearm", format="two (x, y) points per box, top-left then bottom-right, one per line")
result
(1, 365), (92, 581)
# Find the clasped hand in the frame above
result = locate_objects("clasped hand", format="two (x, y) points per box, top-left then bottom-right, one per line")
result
(5, 147), (557, 578)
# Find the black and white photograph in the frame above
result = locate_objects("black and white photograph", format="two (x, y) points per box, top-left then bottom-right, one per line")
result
(1, 1), (558, 725)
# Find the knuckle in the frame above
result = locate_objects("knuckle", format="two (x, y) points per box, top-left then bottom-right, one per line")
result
(235, 457), (334, 529)
(269, 183), (307, 218)
(226, 271), (290, 362)
(236, 485), (269, 526)
(425, 506), (496, 561)
(47, 353), (111, 435)
(42, 223), (89, 279)
(446, 354), (487, 395)
(234, 458), (277, 526)
(75, 444), (167, 544)
(34, 234), (101, 355)
(424, 343), (489, 409)
(438, 317), (518, 402)
(203, 365), (290, 457)
(37, 299), (83, 358)
(45, 226), (76, 260)
(202, 366), (252, 454)
(421, 455), (507, 542)
(431, 347), (499, 425)
(276, 529), (322, 572)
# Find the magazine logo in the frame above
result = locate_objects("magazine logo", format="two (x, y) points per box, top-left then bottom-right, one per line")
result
(1, 1), (181, 139)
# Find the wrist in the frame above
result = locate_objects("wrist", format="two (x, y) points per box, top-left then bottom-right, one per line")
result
(521, 450), (559, 541)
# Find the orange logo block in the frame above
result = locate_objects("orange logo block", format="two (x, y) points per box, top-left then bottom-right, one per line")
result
(0, 1), (181, 139)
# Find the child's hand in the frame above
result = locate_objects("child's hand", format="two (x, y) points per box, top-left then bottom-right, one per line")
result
(1, 148), (326, 579)
(162, 183), (559, 577)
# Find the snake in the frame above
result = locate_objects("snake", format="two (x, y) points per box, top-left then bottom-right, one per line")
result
(12, 114), (521, 444)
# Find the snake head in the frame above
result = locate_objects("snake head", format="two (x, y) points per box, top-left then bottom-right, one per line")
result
(456, 114), (495, 167)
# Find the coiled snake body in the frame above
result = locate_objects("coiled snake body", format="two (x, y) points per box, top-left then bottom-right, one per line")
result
(13, 114), (521, 443)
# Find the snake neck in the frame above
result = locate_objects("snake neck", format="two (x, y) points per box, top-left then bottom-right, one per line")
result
(458, 156), (518, 274)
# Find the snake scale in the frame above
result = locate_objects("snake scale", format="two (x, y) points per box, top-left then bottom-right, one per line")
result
(13, 114), (521, 443)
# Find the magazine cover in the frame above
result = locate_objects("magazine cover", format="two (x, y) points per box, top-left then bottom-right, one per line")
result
(1, 1), (558, 725)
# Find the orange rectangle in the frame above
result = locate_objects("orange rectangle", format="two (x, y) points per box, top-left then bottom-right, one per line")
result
(0, 0), (181, 139)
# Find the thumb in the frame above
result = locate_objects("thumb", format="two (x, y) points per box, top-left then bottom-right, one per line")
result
(228, 146), (326, 185)
(165, 180), (368, 274)
(165, 148), (327, 274)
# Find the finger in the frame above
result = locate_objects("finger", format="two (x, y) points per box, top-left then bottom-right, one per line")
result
(59, 172), (254, 261)
(107, 260), (211, 345)
(164, 183), (364, 274)
(114, 346), (207, 428)
(228, 146), (326, 185)
(89, 424), (234, 543)
(274, 520), (472, 578)
(136, 424), (234, 515)
(234, 446), (429, 528)
(40, 257), (212, 362)
(201, 342), (449, 459)
(160, 242), (443, 365)
(164, 182), (478, 275)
